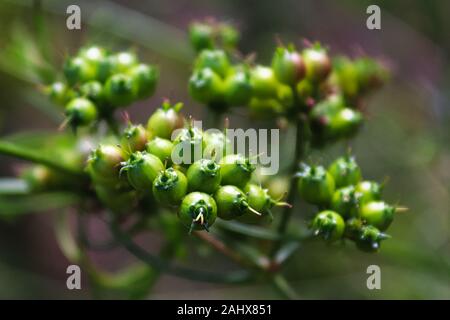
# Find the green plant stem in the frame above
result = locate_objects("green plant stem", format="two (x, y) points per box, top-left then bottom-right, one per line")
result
(0, 140), (87, 179)
(32, 0), (53, 66)
(272, 274), (300, 300)
(205, 103), (226, 129)
(271, 117), (305, 256)
(109, 216), (253, 284)
(194, 230), (248, 266)
(105, 116), (120, 137)
(216, 220), (282, 241)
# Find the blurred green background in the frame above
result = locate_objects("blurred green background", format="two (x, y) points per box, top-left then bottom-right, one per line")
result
(0, 0), (448, 299)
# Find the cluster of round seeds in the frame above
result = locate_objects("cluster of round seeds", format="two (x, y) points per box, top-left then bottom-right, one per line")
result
(188, 21), (388, 147)
(84, 100), (288, 232)
(45, 46), (158, 130)
(297, 156), (402, 252)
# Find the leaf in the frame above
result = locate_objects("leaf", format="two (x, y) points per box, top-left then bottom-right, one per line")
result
(21, 89), (64, 123)
(92, 264), (160, 300)
(0, 192), (81, 218)
(274, 241), (300, 265)
(53, 209), (82, 262)
(0, 21), (55, 84)
(6, 0), (193, 64)
(0, 139), (86, 178)
(2, 130), (76, 150)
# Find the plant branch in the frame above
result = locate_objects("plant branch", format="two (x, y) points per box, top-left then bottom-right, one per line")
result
(109, 216), (253, 284)
(215, 220), (282, 241)
(271, 116), (305, 256)
(0, 140), (87, 179)
(272, 274), (300, 300)
(193, 230), (249, 267)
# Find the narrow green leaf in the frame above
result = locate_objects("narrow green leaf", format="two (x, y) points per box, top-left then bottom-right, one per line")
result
(0, 139), (86, 178)
(0, 192), (81, 217)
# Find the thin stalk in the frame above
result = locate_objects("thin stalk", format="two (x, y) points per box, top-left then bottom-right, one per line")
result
(215, 220), (282, 241)
(193, 231), (249, 267)
(32, 0), (53, 66)
(109, 217), (253, 284)
(271, 117), (305, 255)
(0, 140), (87, 179)
(205, 103), (225, 129)
(105, 114), (120, 137)
(272, 274), (300, 300)
(271, 84), (309, 257)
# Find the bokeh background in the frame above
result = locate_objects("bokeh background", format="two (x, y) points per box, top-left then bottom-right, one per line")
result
(0, 0), (448, 299)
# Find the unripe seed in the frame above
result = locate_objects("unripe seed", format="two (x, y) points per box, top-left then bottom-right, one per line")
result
(189, 68), (225, 104)
(272, 46), (305, 85)
(327, 156), (362, 188)
(128, 64), (158, 99)
(179, 192), (217, 232)
(236, 183), (286, 224)
(203, 131), (232, 161)
(63, 56), (96, 85)
(153, 168), (188, 206)
(356, 225), (390, 252)
(302, 45), (331, 83)
(214, 185), (256, 220)
(354, 58), (389, 95)
(147, 101), (184, 139)
(86, 144), (124, 185)
(189, 22), (215, 52)
(250, 65), (279, 98)
(112, 52), (138, 73)
(296, 79), (314, 102)
(65, 97), (98, 128)
(248, 97), (284, 119)
(310, 210), (345, 242)
(120, 124), (149, 156)
(121, 151), (164, 191)
(223, 67), (252, 106)
(47, 82), (74, 106)
(219, 154), (256, 189)
(79, 46), (108, 81)
(219, 24), (240, 49)
(267, 175), (290, 200)
(297, 164), (335, 206)
(104, 73), (137, 107)
(276, 84), (294, 108)
(97, 55), (116, 83)
(359, 201), (395, 231)
(194, 49), (231, 78)
(355, 180), (382, 204)
(330, 185), (359, 219)
(186, 159), (221, 193)
(328, 108), (363, 139)
(310, 94), (345, 119)
(344, 218), (364, 241)
(172, 126), (205, 166)
(79, 81), (104, 105)
(146, 137), (174, 164)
